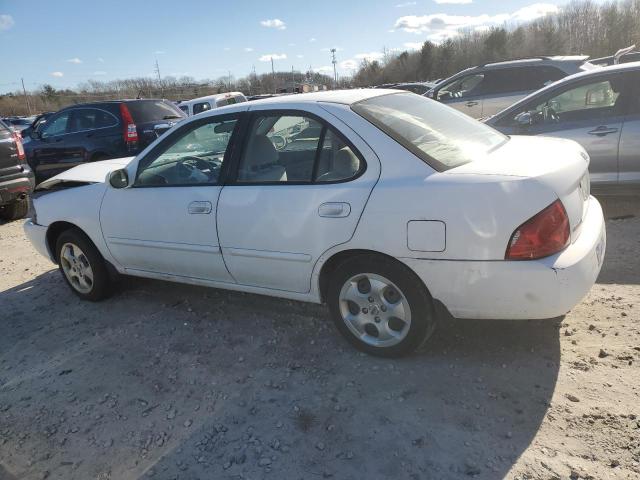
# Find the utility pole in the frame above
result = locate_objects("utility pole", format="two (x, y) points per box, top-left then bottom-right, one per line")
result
(154, 58), (163, 97)
(330, 48), (338, 89)
(21, 78), (32, 115)
(271, 56), (276, 94)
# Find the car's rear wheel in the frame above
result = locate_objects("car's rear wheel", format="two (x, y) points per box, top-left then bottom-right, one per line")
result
(0, 198), (29, 221)
(55, 229), (111, 301)
(327, 255), (436, 357)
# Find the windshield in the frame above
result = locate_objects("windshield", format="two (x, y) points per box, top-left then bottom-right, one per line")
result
(352, 92), (507, 171)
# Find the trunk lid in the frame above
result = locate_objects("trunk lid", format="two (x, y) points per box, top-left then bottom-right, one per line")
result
(0, 122), (20, 175)
(450, 135), (591, 240)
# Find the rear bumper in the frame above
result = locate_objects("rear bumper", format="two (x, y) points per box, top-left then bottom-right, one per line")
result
(0, 170), (35, 206)
(23, 219), (54, 262)
(403, 196), (606, 320)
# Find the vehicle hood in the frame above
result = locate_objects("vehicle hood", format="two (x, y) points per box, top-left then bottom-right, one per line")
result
(37, 157), (134, 190)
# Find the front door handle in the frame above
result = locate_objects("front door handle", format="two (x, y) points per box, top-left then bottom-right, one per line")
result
(188, 201), (212, 214)
(588, 126), (618, 136)
(465, 101), (479, 107)
(318, 202), (351, 218)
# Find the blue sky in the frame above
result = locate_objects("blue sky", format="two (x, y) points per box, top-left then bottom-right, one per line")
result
(0, 0), (597, 93)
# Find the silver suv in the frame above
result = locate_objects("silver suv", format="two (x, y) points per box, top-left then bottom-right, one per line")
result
(425, 56), (594, 119)
(486, 62), (640, 191)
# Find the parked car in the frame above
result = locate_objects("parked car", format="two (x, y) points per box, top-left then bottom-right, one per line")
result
(24, 99), (185, 182)
(2, 117), (32, 133)
(177, 92), (247, 116)
(20, 111), (54, 141)
(486, 62), (640, 191)
(373, 82), (437, 95)
(590, 45), (640, 66)
(0, 119), (35, 220)
(24, 90), (605, 357)
(425, 56), (595, 119)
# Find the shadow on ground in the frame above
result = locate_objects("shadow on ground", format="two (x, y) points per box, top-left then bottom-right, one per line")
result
(0, 269), (561, 480)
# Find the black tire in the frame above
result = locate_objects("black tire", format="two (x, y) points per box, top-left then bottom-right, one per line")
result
(0, 198), (29, 221)
(327, 254), (436, 358)
(55, 228), (111, 301)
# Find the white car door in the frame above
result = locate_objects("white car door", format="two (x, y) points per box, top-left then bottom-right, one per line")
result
(216, 107), (380, 293)
(100, 113), (241, 281)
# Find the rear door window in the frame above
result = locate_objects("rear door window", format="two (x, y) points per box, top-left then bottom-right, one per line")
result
(69, 108), (118, 133)
(125, 100), (185, 123)
(437, 74), (484, 100)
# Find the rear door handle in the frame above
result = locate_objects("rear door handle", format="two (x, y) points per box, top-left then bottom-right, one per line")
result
(588, 126), (618, 136)
(318, 202), (351, 218)
(465, 101), (479, 107)
(188, 201), (212, 214)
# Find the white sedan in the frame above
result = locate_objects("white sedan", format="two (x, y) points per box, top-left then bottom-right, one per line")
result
(24, 90), (606, 357)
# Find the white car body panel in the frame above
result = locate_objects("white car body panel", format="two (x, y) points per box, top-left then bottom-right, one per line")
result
(25, 90), (606, 320)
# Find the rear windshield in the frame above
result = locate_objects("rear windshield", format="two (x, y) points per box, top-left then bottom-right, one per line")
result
(352, 92), (507, 171)
(125, 100), (185, 123)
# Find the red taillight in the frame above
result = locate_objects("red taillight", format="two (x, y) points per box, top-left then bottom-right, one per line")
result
(12, 132), (26, 162)
(119, 103), (138, 143)
(505, 199), (570, 260)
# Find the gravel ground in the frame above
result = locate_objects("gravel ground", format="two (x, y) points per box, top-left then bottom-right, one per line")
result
(0, 198), (639, 480)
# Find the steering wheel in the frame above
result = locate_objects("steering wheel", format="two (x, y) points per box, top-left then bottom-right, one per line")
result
(543, 106), (560, 123)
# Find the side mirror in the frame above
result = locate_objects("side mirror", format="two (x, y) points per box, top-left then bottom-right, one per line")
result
(514, 111), (533, 127)
(108, 168), (129, 189)
(31, 130), (41, 140)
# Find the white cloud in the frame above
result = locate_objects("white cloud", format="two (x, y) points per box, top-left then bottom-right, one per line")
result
(340, 59), (359, 70)
(355, 51), (385, 61)
(154, 50), (165, 55)
(393, 3), (558, 41)
(50, 71), (64, 78)
(67, 57), (82, 64)
(224, 47), (230, 51)
(309, 37), (317, 42)
(296, 54), (304, 58)
(97, 57), (104, 63)
(93, 71), (107, 76)
(396, 1), (416, 6)
(244, 47), (254, 52)
(288, 43), (296, 47)
(434, 0), (472, 4)
(260, 18), (286, 30)
(259, 53), (287, 62)
(404, 42), (423, 50)
(511, 3), (559, 22)
(0, 14), (14, 31)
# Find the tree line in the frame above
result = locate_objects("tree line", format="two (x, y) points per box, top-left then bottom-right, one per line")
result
(2, 0), (639, 116)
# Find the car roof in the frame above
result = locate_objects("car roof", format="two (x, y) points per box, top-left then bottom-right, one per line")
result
(183, 92), (246, 104)
(241, 88), (396, 106)
(489, 61), (640, 120)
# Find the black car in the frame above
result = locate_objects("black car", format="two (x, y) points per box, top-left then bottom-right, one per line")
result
(25, 99), (186, 182)
(0, 119), (35, 220)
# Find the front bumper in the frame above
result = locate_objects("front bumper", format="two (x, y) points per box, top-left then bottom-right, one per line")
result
(403, 196), (606, 320)
(23, 219), (54, 263)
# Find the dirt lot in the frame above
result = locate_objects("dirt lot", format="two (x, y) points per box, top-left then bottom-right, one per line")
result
(0, 198), (639, 480)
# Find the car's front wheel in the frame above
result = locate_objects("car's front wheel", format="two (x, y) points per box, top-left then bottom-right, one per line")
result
(55, 229), (111, 301)
(327, 255), (436, 357)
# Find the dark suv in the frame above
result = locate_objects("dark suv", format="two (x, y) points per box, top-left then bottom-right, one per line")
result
(24, 99), (185, 182)
(0, 119), (35, 220)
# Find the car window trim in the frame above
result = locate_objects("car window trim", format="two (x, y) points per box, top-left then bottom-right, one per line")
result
(132, 112), (244, 188)
(67, 107), (120, 135)
(225, 109), (367, 186)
